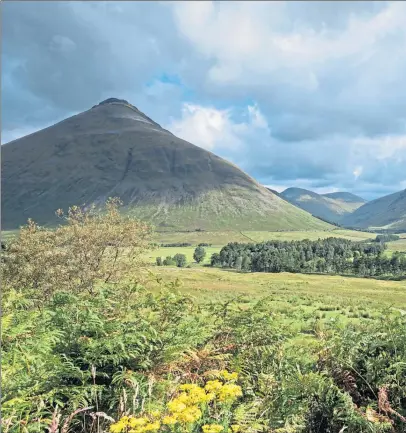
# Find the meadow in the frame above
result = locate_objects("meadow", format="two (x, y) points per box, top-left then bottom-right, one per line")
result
(150, 266), (406, 312)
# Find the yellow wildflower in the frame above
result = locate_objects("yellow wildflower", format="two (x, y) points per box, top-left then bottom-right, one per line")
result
(202, 424), (224, 433)
(201, 392), (216, 403)
(221, 371), (239, 381)
(144, 421), (161, 431)
(162, 416), (178, 425)
(167, 400), (187, 413)
(150, 410), (161, 418)
(188, 386), (209, 404)
(218, 384), (242, 402)
(110, 421), (126, 433)
(205, 380), (223, 393)
(175, 405), (202, 423)
(128, 417), (148, 428)
(231, 425), (241, 432)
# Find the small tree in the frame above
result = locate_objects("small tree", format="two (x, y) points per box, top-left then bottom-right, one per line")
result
(1, 198), (152, 302)
(163, 256), (176, 266)
(173, 253), (187, 268)
(210, 252), (221, 267)
(193, 246), (206, 263)
(235, 256), (243, 271)
(156, 256), (163, 266)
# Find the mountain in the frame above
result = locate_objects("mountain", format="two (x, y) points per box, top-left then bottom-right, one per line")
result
(1, 98), (331, 231)
(342, 189), (406, 231)
(322, 192), (366, 204)
(280, 187), (366, 224)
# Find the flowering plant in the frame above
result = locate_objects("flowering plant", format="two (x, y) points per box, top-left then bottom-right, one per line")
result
(110, 370), (242, 433)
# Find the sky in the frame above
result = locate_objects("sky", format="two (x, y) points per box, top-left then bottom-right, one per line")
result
(2, 1), (406, 200)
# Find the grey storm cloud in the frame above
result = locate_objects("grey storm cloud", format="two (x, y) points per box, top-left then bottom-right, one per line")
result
(2, 1), (406, 199)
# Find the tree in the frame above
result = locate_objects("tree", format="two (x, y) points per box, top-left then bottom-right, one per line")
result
(210, 253), (221, 267)
(235, 256), (243, 271)
(193, 246), (206, 263)
(173, 253), (187, 268)
(163, 256), (176, 266)
(2, 198), (152, 302)
(156, 257), (163, 266)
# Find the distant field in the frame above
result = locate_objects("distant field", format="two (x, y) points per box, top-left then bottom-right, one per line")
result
(146, 246), (220, 265)
(146, 228), (376, 266)
(148, 267), (406, 321)
(386, 235), (406, 253)
(153, 228), (375, 246)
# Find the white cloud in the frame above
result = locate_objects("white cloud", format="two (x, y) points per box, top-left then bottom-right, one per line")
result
(166, 103), (269, 152)
(171, 1), (406, 86)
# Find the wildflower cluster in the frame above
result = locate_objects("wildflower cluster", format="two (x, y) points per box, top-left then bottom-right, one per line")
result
(110, 371), (242, 433)
(110, 415), (161, 433)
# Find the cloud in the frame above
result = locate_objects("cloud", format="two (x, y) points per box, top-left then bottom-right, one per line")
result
(166, 102), (406, 200)
(2, 1), (406, 199)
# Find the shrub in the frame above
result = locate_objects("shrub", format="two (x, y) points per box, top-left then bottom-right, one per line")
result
(173, 253), (187, 268)
(2, 198), (152, 302)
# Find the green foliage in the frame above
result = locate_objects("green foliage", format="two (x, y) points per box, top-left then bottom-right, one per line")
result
(173, 253), (187, 268)
(193, 246), (206, 264)
(2, 205), (406, 432)
(156, 257), (163, 266)
(211, 238), (406, 277)
(163, 256), (176, 266)
(375, 234), (400, 243)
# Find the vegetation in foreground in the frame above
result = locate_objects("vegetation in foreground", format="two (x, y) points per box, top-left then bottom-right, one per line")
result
(2, 201), (406, 433)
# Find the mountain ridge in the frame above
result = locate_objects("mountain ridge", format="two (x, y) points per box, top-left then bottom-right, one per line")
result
(280, 187), (366, 224)
(342, 189), (406, 230)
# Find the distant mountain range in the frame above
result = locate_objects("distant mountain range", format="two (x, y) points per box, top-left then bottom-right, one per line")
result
(1, 98), (331, 232)
(280, 187), (366, 224)
(342, 189), (406, 231)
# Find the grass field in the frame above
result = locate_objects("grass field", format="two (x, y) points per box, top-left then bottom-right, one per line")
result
(153, 228), (375, 246)
(146, 246), (220, 265)
(148, 266), (406, 321)
(386, 233), (406, 253)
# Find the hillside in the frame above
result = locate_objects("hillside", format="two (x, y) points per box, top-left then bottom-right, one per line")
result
(1, 98), (331, 231)
(342, 189), (406, 231)
(281, 187), (366, 224)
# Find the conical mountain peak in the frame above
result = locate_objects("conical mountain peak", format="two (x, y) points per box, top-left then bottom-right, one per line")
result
(1, 100), (332, 231)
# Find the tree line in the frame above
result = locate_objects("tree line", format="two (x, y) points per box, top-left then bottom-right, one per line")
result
(210, 237), (406, 277)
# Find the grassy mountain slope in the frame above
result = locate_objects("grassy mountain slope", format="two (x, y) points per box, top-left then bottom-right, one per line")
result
(1, 98), (331, 231)
(342, 189), (406, 230)
(281, 187), (366, 224)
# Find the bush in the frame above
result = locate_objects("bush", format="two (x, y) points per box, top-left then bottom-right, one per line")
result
(2, 198), (152, 302)
(156, 256), (163, 266)
(375, 234), (400, 243)
(173, 253), (187, 268)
